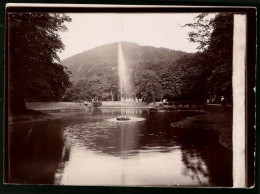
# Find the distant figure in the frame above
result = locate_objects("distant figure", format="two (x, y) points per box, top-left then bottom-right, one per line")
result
(221, 96), (226, 107)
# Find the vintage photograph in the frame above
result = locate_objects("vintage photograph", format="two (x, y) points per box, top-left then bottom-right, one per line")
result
(5, 6), (250, 187)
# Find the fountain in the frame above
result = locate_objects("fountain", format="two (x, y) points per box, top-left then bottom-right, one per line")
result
(118, 42), (131, 101)
(117, 116), (130, 121)
(117, 42), (131, 121)
(108, 42), (145, 123)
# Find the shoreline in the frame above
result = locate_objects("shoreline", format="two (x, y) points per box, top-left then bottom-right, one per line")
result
(8, 106), (205, 125)
(8, 109), (62, 125)
(171, 109), (232, 150)
(9, 105), (232, 150)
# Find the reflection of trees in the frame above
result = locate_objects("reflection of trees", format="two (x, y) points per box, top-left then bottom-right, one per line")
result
(62, 110), (232, 186)
(182, 150), (208, 185)
(59, 108), (146, 157)
(181, 148), (209, 185)
(137, 111), (232, 186)
(20, 109), (232, 186)
(138, 111), (202, 147)
(8, 120), (68, 184)
(54, 144), (71, 184)
(173, 127), (233, 186)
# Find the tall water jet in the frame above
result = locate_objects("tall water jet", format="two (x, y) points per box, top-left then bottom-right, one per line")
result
(118, 42), (130, 101)
(109, 42), (146, 123)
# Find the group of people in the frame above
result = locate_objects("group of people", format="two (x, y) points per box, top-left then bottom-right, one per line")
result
(206, 96), (227, 107)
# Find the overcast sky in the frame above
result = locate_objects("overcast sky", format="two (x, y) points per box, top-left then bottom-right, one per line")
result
(58, 13), (202, 60)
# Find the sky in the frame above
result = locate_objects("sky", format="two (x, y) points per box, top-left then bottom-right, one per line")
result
(58, 13), (202, 60)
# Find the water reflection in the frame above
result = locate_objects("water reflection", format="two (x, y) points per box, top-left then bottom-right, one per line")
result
(9, 121), (65, 184)
(172, 127), (233, 186)
(8, 109), (232, 186)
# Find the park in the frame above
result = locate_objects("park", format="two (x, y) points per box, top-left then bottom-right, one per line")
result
(7, 12), (233, 186)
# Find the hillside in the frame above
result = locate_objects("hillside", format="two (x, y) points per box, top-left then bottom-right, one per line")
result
(62, 42), (190, 82)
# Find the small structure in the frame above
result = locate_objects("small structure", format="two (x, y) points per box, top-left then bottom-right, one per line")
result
(116, 116), (130, 121)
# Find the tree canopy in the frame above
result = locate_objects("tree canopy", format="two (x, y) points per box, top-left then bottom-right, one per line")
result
(8, 13), (72, 111)
(184, 13), (234, 102)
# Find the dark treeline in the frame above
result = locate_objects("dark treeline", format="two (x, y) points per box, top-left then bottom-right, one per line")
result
(63, 13), (233, 104)
(8, 13), (71, 112)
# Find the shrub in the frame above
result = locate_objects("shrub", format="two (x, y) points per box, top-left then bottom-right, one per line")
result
(92, 101), (102, 108)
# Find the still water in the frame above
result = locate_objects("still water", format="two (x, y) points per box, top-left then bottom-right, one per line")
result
(8, 108), (232, 186)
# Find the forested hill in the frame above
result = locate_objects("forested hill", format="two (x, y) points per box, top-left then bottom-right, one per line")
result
(61, 13), (234, 105)
(62, 42), (190, 82)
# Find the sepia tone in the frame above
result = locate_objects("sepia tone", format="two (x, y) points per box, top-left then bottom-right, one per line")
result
(6, 7), (250, 187)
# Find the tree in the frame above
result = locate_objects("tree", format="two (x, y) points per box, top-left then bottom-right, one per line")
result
(158, 52), (209, 101)
(8, 13), (71, 111)
(159, 68), (177, 99)
(101, 72), (119, 101)
(184, 13), (234, 103)
(62, 70), (120, 102)
(132, 64), (163, 103)
(183, 13), (215, 51)
(205, 13), (233, 103)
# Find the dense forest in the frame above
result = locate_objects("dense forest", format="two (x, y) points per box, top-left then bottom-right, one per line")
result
(62, 13), (233, 104)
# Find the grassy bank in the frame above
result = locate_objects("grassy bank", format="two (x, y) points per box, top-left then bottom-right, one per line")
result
(9, 102), (87, 125)
(26, 102), (86, 112)
(8, 109), (61, 125)
(171, 108), (232, 150)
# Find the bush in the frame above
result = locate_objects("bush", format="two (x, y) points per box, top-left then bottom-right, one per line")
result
(168, 102), (173, 106)
(92, 101), (102, 108)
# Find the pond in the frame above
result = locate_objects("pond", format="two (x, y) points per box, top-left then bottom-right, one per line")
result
(8, 108), (232, 186)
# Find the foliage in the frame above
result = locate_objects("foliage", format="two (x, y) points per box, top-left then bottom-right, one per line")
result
(184, 13), (234, 102)
(206, 13), (233, 101)
(183, 13), (215, 51)
(131, 64), (163, 103)
(62, 42), (187, 103)
(63, 13), (233, 104)
(62, 42), (189, 82)
(8, 13), (72, 110)
(92, 101), (102, 108)
(62, 69), (120, 102)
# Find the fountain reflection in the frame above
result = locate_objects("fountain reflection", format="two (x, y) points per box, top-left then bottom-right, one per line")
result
(61, 115), (142, 157)
(8, 109), (232, 186)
